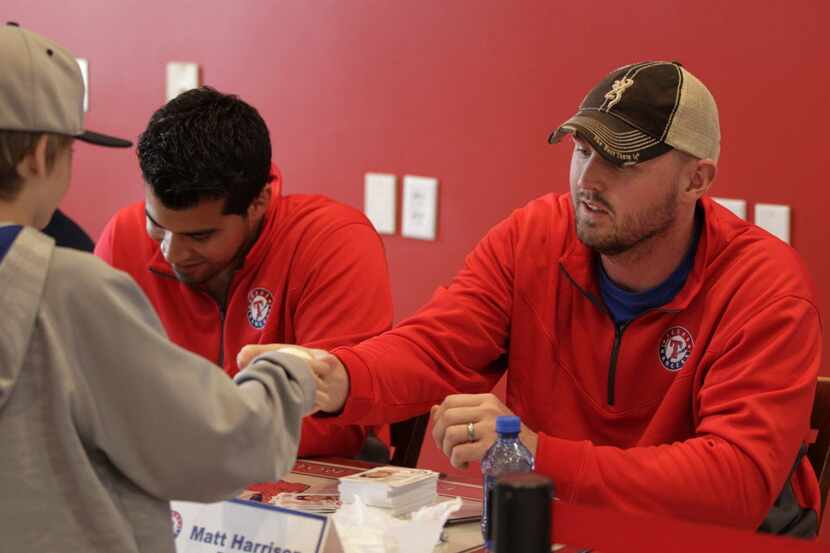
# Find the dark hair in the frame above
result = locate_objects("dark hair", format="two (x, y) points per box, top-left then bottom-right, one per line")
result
(137, 86), (273, 215)
(0, 131), (73, 200)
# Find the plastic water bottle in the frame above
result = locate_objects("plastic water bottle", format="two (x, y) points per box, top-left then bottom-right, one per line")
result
(480, 415), (534, 550)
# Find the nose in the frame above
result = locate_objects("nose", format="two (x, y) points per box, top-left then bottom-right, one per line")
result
(575, 151), (610, 193)
(160, 231), (191, 266)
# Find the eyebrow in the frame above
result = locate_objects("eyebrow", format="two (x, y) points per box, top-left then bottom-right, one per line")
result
(144, 209), (217, 237)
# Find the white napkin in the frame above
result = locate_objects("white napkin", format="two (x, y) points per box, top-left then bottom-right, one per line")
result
(332, 496), (463, 553)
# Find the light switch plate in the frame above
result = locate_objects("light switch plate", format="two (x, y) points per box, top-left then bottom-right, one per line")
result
(364, 173), (396, 235)
(166, 62), (200, 101)
(712, 197), (746, 220)
(755, 203), (791, 244)
(401, 175), (438, 241)
(76, 58), (89, 112)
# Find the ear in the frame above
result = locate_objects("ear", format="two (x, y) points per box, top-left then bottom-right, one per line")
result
(685, 159), (717, 199)
(14, 135), (50, 180)
(246, 185), (271, 224)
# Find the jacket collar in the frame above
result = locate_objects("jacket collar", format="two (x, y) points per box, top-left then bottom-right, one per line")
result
(146, 164), (284, 283)
(559, 195), (726, 312)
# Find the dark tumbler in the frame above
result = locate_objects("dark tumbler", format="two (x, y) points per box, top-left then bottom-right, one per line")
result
(491, 472), (553, 553)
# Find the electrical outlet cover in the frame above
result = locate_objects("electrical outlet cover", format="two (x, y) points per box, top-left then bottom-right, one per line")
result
(76, 58), (89, 112)
(754, 203), (791, 244)
(364, 173), (396, 235)
(401, 175), (438, 241)
(712, 197), (746, 220)
(166, 62), (200, 101)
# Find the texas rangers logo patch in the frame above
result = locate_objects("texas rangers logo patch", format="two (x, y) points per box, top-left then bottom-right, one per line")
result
(171, 509), (183, 538)
(659, 326), (694, 372)
(247, 287), (274, 330)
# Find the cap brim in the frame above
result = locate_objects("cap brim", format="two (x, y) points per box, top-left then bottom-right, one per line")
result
(77, 130), (132, 148)
(548, 111), (671, 166)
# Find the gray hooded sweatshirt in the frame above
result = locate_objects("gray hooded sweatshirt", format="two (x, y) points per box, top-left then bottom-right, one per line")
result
(0, 227), (315, 552)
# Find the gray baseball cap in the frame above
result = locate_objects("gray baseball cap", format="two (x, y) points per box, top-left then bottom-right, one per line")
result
(0, 22), (131, 148)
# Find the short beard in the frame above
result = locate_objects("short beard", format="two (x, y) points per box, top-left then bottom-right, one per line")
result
(173, 218), (262, 287)
(574, 182), (679, 257)
(173, 268), (208, 285)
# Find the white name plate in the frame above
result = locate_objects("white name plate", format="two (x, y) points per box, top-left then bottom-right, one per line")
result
(171, 499), (342, 553)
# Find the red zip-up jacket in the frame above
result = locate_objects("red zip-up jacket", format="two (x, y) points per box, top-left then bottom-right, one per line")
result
(333, 194), (821, 530)
(95, 174), (394, 458)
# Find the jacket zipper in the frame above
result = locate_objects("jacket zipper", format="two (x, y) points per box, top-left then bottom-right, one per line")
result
(559, 265), (655, 406)
(149, 268), (230, 368)
(217, 305), (226, 367)
(607, 321), (630, 406)
(604, 307), (685, 406)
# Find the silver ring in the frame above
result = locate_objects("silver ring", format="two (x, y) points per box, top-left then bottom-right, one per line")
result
(466, 421), (476, 442)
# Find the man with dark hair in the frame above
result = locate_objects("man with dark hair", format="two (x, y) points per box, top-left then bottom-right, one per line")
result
(96, 86), (393, 458)
(0, 23), (314, 552)
(243, 62), (822, 536)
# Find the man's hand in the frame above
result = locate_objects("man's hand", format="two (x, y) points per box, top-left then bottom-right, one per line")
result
(430, 393), (538, 469)
(237, 344), (350, 414)
(306, 350), (350, 414)
(237, 343), (312, 369)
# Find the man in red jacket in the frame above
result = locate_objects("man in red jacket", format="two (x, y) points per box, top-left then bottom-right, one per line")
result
(242, 62), (822, 536)
(95, 87), (393, 458)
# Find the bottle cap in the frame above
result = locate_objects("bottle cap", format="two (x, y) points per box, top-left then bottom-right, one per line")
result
(495, 415), (520, 434)
(492, 472), (554, 553)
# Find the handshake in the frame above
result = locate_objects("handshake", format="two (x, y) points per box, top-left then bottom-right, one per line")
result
(237, 344), (349, 415)
(238, 343), (538, 469)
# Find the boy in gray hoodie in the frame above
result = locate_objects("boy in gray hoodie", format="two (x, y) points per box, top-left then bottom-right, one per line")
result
(0, 22), (316, 552)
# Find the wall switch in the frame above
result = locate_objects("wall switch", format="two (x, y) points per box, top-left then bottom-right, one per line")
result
(755, 203), (791, 244)
(712, 197), (746, 220)
(166, 62), (200, 101)
(401, 175), (438, 241)
(364, 173), (396, 235)
(76, 58), (89, 112)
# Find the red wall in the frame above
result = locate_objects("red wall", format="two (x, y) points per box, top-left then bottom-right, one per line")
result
(7, 1), (829, 479)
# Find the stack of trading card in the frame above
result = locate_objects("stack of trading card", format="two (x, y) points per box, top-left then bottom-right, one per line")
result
(269, 492), (342, 514)
(338, 466), (439, 516)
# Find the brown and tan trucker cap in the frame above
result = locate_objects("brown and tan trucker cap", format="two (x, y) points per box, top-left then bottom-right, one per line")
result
(549, 61), (720, 166)
(0, 22), (131, 148)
